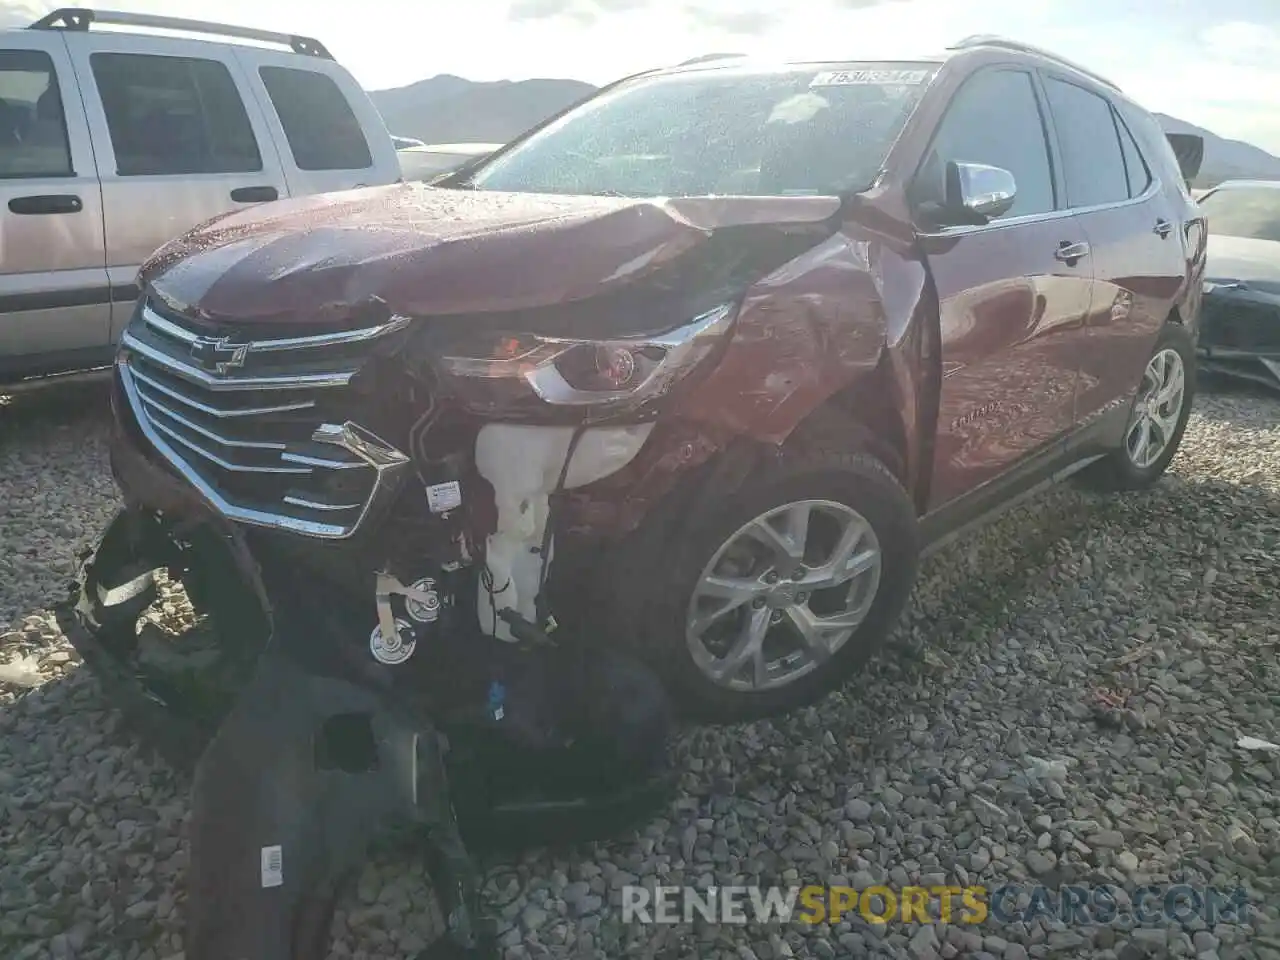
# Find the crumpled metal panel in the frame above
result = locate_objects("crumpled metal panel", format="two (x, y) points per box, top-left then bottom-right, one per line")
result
(139, 184), (841, 328)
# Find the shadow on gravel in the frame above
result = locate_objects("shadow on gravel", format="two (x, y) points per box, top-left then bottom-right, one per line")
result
(1193, 374), (1280, 423)
(0, 381), (113, 446)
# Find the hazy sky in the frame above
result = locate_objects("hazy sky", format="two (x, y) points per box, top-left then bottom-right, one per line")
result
(4, 0), (1280, 154)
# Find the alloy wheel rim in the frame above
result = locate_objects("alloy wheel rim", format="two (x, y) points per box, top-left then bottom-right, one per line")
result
(1125, 347), (1186, 470)
(685, 499), (883, 692)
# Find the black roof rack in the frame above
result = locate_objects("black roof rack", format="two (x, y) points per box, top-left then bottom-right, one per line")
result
(948, 34), (1119, 91)
(28, 8), (334, 59)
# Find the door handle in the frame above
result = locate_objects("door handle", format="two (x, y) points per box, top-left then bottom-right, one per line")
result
(230, 185), (279, 203)
(1054, 240), (1090, 265)
(1154, 218), (1174, 238)
(8, 194), (82, 215)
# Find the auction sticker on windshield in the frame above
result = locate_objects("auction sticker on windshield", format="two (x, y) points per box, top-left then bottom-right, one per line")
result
(811, 69), (931, 86)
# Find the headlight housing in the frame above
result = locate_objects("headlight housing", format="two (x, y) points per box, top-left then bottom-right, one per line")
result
(436, 302), (737, 413)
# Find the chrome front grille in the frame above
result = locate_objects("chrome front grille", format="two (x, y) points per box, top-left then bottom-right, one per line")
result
(117, 297), (412, 539)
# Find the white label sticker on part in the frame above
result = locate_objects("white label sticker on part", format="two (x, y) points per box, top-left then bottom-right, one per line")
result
(261, 845), (284, 888)
(810, 69), (930, 87)
(426, 480), (463, 514)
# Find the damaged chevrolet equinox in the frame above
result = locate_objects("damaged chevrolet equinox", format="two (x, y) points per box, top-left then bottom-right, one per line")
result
(64, 35), (1206, 960)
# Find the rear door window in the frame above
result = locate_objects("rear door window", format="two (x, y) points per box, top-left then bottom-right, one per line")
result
(258, 66), (372, 171)
(90, 52), (262, 176)
(0, 48), (73, 178)
(924, 68), (1056, 219)
(1042, 76), (1129, 208)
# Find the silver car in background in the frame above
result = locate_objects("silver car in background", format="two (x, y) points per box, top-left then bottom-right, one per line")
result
(0, 8), (402, 386)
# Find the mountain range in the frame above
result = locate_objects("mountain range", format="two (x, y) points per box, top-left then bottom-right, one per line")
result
(368, 75), (1280, 188)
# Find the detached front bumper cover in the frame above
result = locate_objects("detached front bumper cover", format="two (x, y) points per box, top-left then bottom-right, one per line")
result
(55, 513), (498, 960)
(58, 507), (675, 960)
(185, 645), (494, 960)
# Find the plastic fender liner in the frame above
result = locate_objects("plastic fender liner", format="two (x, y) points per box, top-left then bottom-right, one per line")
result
(186, 642), (493, 960)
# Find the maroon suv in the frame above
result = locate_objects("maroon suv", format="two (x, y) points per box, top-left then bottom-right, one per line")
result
(78, 37), (1205, 724)
(59, 36), (1212, 960)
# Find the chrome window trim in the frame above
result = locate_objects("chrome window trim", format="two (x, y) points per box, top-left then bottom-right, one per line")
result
(915, 177), (1164, 240)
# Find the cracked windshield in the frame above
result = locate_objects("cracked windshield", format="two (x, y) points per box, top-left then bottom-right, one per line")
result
(471, 64), (937, 197)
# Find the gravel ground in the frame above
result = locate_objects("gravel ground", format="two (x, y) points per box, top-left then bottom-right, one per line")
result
(1, 378), (1278, 960)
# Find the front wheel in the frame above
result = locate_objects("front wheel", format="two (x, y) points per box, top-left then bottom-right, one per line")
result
(633, 451), (920, 723)
(1078, 322), (1196, 492)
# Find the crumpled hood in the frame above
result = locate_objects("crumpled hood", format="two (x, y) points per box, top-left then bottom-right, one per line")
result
(141, 182), (841, 327)
(1206, 235), (1280, 294)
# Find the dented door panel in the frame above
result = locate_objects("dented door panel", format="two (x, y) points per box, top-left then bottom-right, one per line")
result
(1071, 199), (1184, 435)
(919, 218), (1091, 511)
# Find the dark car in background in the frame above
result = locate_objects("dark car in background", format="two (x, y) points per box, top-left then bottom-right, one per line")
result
(1197, 179), (1280, 390)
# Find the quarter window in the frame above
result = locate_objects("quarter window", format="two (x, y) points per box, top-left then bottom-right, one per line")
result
(259, 67), (371, 171)
(925, 68), (1055, 219)
(0, 49), (73, 179)
(1043, 76), (1129, 208)
(1114, 109), (1152, 198)
(1122, 105), (1192, 197)
(91, 53), (262, 176)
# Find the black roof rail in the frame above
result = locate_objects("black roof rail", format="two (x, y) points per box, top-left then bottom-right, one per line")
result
(948, 34), (1119, 91)
(28, 8), (334, 59)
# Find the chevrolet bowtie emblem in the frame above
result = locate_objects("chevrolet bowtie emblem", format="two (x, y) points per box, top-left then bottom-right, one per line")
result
(189, 336), (249, 374)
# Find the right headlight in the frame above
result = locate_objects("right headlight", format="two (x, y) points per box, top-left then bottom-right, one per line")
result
(435, 302), (737, 412)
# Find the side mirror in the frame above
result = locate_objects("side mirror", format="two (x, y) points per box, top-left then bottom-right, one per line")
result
(946, 161), (1018, 221)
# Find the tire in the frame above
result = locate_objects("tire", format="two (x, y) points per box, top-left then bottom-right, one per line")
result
(1078, 322), (1196, 493)
(629, 450), (920, 723)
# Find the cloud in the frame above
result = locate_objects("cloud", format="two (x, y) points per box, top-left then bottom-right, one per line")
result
(1203, 20), (1280, 65)
(508, 0), (905, 34)
(508, 0), (646, 25)
(681, 4), (778, 34)
(0, 1), (48, 28)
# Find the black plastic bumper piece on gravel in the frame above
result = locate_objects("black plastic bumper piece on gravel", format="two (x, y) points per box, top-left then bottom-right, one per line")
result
(57, 507), (676, 959)
(186, 644), (497, 960)
(57, 511), (498, 959)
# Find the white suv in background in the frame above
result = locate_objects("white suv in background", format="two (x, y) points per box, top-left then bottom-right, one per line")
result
(0, 8), (402, 385)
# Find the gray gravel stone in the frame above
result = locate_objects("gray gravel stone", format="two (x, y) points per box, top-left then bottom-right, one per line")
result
(3, 380), (1278, 960)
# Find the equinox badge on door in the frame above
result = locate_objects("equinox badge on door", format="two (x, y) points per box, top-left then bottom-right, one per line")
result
(190, 336), (249, 375)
